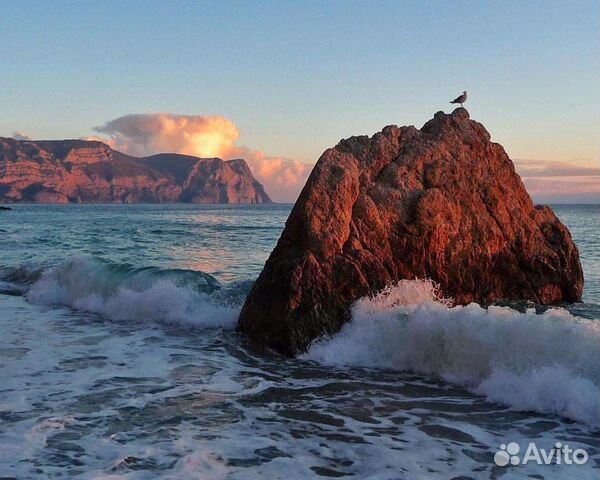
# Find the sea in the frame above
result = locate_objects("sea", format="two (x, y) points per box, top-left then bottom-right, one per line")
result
(0, 203), (598, 479)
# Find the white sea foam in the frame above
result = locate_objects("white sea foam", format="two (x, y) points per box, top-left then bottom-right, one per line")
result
(2, 294), (598, 479)
(26, 256), (238, 329)
(304, 280), (600, 427)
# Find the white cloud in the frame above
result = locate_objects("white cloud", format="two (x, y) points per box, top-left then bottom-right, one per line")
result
(11, 131), (31, 141)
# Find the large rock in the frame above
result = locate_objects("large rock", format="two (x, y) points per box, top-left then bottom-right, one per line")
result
(238, 108), (584, 355)
(0, 138), (271, 204)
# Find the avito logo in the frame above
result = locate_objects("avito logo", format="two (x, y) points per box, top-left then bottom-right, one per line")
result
(494, 442), (588, 467)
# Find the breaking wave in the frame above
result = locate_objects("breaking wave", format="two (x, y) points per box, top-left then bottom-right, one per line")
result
(304, 280), (600, 427)
(12, 256), (242, 329)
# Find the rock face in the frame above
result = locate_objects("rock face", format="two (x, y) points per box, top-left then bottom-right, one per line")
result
(0, 138), (271, 204)
(238, 108), (584, 355)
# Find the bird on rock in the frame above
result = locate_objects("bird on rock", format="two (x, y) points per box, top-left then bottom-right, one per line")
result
(450, 91), (467, 107)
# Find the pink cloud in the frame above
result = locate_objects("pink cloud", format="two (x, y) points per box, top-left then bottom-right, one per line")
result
(514, 159), (600, 203)
(515, 159), (600, 178)
(237, 149), (312, 202)
(522, 177), (600, 204)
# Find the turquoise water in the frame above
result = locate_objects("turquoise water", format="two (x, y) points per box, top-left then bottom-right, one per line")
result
(0, 204), (598, 479)
(0, 204), (290, 283)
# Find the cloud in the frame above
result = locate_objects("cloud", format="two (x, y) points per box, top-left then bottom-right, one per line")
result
(240, 149), (312, 201)
(522, 177), (600, 204)
(514, 159), (600, 203)
(94, 113), (313, 202)
(515, 159), (600, 177)
(94, 113), (240, 159)
(11, 131), (31, 141)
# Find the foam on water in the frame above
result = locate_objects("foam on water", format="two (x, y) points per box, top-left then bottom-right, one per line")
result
(25, 256), (240, 329)
(304, 280), (600, 427)
(1, 205), (598, 478)
(2, 275), (599, 479)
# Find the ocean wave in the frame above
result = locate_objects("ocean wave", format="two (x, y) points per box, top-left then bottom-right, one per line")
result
(303, 280), (600, 427)
(24, 256), (241, 329)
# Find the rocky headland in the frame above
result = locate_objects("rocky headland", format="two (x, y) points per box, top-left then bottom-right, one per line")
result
(238, 108), (584, 355)
(0, 138), (271, 204)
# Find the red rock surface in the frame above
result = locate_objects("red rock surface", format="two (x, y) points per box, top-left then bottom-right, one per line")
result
(238, 108), (584, 355)
(0, 138), (271, 204)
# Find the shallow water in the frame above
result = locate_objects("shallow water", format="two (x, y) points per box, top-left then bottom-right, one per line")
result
(1, 204), (599, 479)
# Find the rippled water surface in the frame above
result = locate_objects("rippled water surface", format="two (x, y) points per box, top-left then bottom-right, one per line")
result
(1, 204), (599, 479)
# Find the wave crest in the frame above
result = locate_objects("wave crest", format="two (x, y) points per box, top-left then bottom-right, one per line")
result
(303, 280), (600, 427)
(25, 256), (240, 329)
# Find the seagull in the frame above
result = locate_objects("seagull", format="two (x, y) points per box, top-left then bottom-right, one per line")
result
(450, 90), (467, 107)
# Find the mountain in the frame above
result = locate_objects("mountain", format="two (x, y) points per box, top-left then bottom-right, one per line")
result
(0, 138), (271, 204)
(238, 108), (583, 355)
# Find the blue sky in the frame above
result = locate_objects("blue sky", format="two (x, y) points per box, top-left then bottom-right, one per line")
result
(1, 0), (599, 201)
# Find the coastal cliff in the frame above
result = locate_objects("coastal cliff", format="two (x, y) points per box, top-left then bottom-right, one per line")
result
(238, 108), (584, 355)
(0, 138), (271, 204)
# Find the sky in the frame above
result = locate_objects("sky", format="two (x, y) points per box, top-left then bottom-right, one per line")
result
(1, 0), (598, 202)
